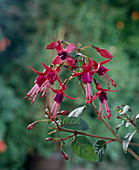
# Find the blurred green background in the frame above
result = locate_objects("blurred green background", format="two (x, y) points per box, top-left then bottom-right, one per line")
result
(0, 0), (139, 169)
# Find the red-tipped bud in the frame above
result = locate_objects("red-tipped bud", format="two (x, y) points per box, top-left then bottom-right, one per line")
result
(45, 138), (53, 141)
(96, 47), (114, 59)
(116, 116), (121, 119)
(27, 121), (38, 130)
(57, 110), (69, 115)
(61, 151), (69, 160)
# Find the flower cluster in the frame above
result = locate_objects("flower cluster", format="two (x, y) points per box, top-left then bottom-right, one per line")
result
(25, 40), (118, 120)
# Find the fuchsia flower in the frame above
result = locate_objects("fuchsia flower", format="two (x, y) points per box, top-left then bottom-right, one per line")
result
(72, 58), (94, 104)
(24, 63), (62, 105)
(48, 84), (79, 120)
(92, 83), (119, 119)
(46, 41), (76, 67)
(92, 59), (116, 89)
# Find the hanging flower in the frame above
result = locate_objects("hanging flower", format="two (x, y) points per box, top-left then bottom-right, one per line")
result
(24, 63), (62, 105)
(91, 59), (116, 89)
(72, 58), (94, 104)
(46, 41), (76, 67)
(48, 84), (79, 120)
(92, 83), (119, 119)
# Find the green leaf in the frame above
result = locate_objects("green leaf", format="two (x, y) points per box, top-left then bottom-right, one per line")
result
(68, 105), (86, 117)
(94, 140), (106, 162)
(135, 113), (139, 120)
(122, 130), (136, 152)
(71, 136), (97, 161)
(116, 120), (124, 133)
(63, 117), (89, 131)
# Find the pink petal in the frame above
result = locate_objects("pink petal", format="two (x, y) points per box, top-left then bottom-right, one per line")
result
(65, 43), (75, 53)
(100, 58), (112, 65)
(65, 56), (75, 67)
(42, 62), (54, 72)
(52, 56), (63, 65)
(86, 58), (93, 72)
(46, 41), (59, 49)
(30, 66), (48, 75)
(64, 93), (79, 100)
(49, 86), (63, 94)
(55, 44), (64, 52)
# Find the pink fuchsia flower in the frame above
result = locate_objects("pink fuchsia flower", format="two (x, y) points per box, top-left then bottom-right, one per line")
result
(24, 63), (62, 105)
(97, 65), (116, 89)
(48, 84), (79, 120)
(92, 83), (119, 119)
(46, 41), (76, 67)
(92, 59), (116, 89)
(92, 45), (114, 59)
(72, 58), (94, 104)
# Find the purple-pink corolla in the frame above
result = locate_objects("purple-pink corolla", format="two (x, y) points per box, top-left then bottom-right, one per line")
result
(92, 83), (119, 119)
(46, 41), (76, 67)
(72, 58), (94, 104)
(24, 63), (62, 105)
(92, 59), (116, 89)
(48, 84), (79, 120)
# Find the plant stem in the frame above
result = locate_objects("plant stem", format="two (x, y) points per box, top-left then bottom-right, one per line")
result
(127, 148), (139, 161)
(55, 127), (117, 141)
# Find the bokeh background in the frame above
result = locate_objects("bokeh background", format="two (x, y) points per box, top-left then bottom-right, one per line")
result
(0, 0), (139, 169)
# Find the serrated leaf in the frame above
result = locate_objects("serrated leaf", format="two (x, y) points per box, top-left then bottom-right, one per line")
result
(68, 106), (86, 117)
(63, 117), (89, 131)
(94, 140), (106, 162)
(71, 136), (97, 161)
(122, 131), (136, 152)
(135, 113), (139, 120)
(116, 120), (124, 133)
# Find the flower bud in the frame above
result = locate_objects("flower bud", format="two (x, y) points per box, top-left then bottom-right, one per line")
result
(27, 121), (38, 130)
(57, 110), (69, 115)
(45, 138), (53, 141)
(62, 151), (69, 160)
(119, 105), (130, 115)
(96, 47), (114, 59)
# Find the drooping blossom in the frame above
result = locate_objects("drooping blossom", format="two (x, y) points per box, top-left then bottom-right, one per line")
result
(72, 58), (94, 104)
(46, 41), (76, 67)
(92, 59), (116, 89)
(48, 84), (79, 120)
(92, 83), (119, 119)
(24, 63), (62, 105)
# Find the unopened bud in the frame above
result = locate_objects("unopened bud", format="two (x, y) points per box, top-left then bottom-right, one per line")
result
(62, 151), (69, 160)
(27, 121), (38, 130)
(116, 116), (121, 119)
(57, 110), (69, 115)
(96, 47), (114, 59)
(45, 138), (53, 141)
(119, 105), (130, 115)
